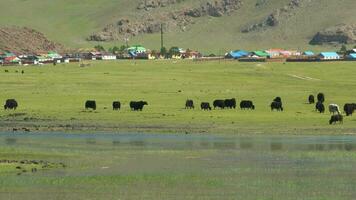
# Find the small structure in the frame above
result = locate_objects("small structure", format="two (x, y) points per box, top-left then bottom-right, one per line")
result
(86, 52), (102, 60)
(346, 53), (356, 60)
(319, 52), (340, 60)
(127, 45), (146, 56)
(303, 51), (315, 56)
(225, 50), (249, 59)
(102, 53), (117, 60)
(251, 51), (269, 58)
(265, 49), (284, 57)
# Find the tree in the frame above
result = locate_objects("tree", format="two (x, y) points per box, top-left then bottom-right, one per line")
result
(168, 47), (181, 57)
(340, 45), (347, 53)
(160, 47), (167, 57)
(111, 46), (120, 53)
(120, 45), (127, 52)
(94, 45), (105, 52)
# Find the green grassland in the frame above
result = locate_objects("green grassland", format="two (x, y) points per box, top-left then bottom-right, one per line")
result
(0, 0), (355, 53)
(0, 60), (355, 135)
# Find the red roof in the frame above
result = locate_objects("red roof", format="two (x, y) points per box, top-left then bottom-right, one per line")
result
(4, 56), (18, 61)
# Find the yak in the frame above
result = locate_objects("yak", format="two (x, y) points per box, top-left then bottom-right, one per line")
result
(213, 100), (225, 109)
(201, 102), (212, 110)
(185, 100), (194, 109)
(85, 100), (96, 110)
(112, 101), (121, 110)
(4, 99), (18, 110)
(130, 101), (148, 111)
(240, 100), (255, 110)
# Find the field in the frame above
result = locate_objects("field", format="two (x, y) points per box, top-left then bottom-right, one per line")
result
(0, 60), (355, 135)
(0, 0), (356, 52)
(0, 132), (355, 200)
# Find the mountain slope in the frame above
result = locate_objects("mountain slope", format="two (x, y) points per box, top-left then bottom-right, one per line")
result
(0, 0), (355, 53)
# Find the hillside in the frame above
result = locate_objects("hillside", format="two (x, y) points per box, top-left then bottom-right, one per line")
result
(0, 0), (355, 53)
(0, 27), (64, 54)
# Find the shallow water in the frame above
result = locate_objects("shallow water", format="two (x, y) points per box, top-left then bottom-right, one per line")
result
(0, 132), (355, 200)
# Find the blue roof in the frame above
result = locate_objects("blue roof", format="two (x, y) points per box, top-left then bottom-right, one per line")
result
(348, 53), (356, 59)
(320, 52), (339, 57)
(304, 51), (314, 56)
(228, 50), (249, 58)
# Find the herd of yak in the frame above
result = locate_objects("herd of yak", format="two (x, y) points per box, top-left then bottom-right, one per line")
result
(3, 92), (356, 125)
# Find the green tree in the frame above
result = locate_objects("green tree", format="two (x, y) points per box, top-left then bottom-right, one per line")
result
(120, 45), (127, 52)
(94, 45), (105, 52)
(160, 47), (167, 57)
(340, 45), (347, 53)
(111, 46), (120, 53)
(168, 47), (181, 57)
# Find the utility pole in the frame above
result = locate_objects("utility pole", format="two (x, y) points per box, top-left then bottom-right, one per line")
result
(160, 23), (164, 51)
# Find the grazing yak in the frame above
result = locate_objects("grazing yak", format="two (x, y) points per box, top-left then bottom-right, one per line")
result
(344, 103), (356, 116)
(308, 95), (315, 104)
(328, 104), (341, 114)
(130, 101), (148, 111)
(317, 93), (325, 103)
(240, 100), (255, 110)
(271, 101), (283, 111)
(273, 97), (282, 103)
(224, 98), (236, 109)
(112, 101), (121, 110)
(201, 102), (211, 110)
(4, 99), (18, 110)
(315, 101), (325, 113)
(329, 114), (343, 125)
(85, 100), (96, 110)
(185, 100), (194, 109)
(213, 100), (225, 109)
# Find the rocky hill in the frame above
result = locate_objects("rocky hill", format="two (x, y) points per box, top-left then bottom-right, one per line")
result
(310, 24), (356, 45)
(88, 0), (243, 41)
(0, 27), (64, 54)
(0, 0), (355, 52)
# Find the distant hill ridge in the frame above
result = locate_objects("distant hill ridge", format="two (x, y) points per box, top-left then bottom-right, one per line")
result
(0, 0), (355, 52)
(0, 27), (64, 54)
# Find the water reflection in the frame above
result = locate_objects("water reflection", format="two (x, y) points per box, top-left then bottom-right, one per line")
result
(270, 142), (283, 151)
(239, 139), (253, 150)
(213, 141), (236, 149)
(0, 132), (355, 152)
(5, 137), (17, 145)
(86, 138), (96, 145)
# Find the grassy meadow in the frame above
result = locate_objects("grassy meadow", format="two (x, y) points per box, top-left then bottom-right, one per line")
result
(0, 60), (355, 135)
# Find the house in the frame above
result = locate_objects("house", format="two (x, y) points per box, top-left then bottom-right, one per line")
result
(319, 52), (340, 60)
(47, 51), (62, 60)
(265, 49), (284, 57)
(147, 50), (164, 60)
(86, 52), (102, 60)
(303, 51), (315, 56)
(19, 55), (39, 65)
(182, 50), (202, 59)
(346, 53), (356, 60)
(251, 51), (269, 58)
(1, 53), (21, 64)
(225, 50), (249, 59)
(102, 53), (117, 60)
(127, 45), (146, 55)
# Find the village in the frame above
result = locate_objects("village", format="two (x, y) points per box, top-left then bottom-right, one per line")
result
(1, 45), (356, 66)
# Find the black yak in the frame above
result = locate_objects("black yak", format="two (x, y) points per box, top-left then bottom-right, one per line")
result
(130, 101), (148, 111)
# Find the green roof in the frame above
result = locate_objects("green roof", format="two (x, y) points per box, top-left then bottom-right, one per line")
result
(253, 51), (269, 57)
(127, 45), (146, 52)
